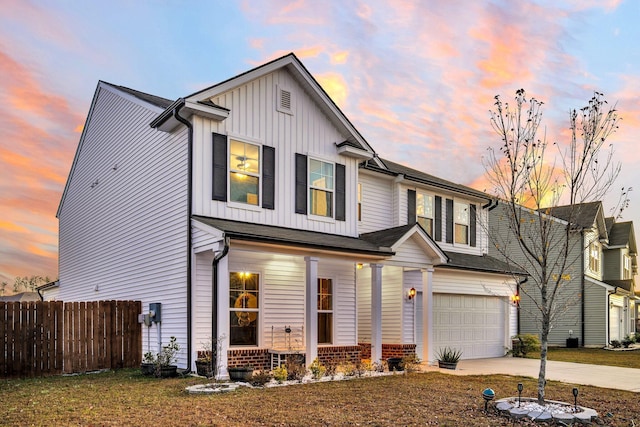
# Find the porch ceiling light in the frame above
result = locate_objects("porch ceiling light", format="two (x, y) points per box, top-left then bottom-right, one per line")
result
(407, 287), (416, 300)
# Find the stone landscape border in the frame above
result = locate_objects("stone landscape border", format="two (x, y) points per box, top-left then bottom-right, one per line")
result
(495, 397), (598, 424)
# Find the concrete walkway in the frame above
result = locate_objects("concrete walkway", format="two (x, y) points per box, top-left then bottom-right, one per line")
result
(422, 357), (640, 392)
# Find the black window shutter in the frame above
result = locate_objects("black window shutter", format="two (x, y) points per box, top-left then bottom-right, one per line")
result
(445, 198), (453, 244)
(407, 189), (416, 225)
(335, 163), (346, 221)
(262, 146), (275, 210)
(434, 196), (442, 241)
(212, 133), (227, 201)
(469, 204), (477, 247)
(295, 153), (307, 214)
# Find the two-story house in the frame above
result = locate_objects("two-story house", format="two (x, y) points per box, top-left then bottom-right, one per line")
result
(490, 201), (637, 347)
(50, 53), (517, 375)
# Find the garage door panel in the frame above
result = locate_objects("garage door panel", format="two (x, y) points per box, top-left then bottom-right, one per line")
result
(433, 294), (506, 359)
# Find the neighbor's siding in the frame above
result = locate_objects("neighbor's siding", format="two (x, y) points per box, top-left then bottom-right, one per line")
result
(602, 249), (621, 280)
(583, 282), (607, 346)
(57, 83), (189, 366)
(191, 68), (360, 237)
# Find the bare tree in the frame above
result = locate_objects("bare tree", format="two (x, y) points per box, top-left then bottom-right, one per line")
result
(12, 276), (50, 293)
(483, 89), (622, 403)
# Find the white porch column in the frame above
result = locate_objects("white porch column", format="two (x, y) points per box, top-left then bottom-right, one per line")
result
(370, 263), (383, 363)
(305, 256), (319, 366)
(422, 267), (434, 364)
(217, 253), (230, 379)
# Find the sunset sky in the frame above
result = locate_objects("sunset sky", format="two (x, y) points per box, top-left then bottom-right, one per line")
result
(1, 0), (639, 286)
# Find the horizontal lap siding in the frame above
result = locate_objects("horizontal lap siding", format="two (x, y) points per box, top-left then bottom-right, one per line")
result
(193, 251), (215, 355)
(319, 261), (357, 346)
(192, 69), (358, 236)
(402, 270), (422, 344)
(584, 283), (607, 346)
(358, 174), (394, 233)
(357, 268), (372, 342)
(58, 85), (189, 366)
(381, 266), (403, 342)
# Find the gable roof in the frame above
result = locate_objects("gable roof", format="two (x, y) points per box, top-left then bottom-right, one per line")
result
(360, 224), (449, 265)
(151, 53), (379, 162)
(193, 216), (393, 258)
(605, 279), (634, 293)
(545, 201), (608, 240)
(361, 157), (491, 202)
(605, 218), (636, 251)
(103, 83), (174, 109)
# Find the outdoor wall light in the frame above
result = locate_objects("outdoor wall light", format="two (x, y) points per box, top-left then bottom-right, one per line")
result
(407, 287), (417, 300)
(510, 293), (520, 306)
(356, 263), (364, 269)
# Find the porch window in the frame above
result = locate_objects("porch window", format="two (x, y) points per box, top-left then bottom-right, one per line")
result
(589, 242), (600, 273)
(417, 192), (434, 236)
(309, 158), (334, 217)
(229, 139), (260, 205)
(454, 202), (469, 245)
(318, 278), (333, 344)
(229, 272), (259, 346)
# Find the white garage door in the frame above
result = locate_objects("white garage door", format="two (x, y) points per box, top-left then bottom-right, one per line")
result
(433, 294), (506, 359)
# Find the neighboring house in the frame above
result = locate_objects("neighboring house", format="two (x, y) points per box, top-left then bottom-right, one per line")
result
(602, 217), (638, 342)
(490, 201), (637, 347)
(51, 53), (517, 375)
(0, 292), (40, 302)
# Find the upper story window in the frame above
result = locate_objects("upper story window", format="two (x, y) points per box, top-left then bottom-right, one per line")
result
(454, 202), (469, 245)
(318, 278), (333, 344)
(417, 192), (434, 236)
(309, 158), (334, 217)
(229, 271), (259, 346)
(589, 241), (600, 273)
(623, 254), (631, 279)
(229, 139), (260, 206)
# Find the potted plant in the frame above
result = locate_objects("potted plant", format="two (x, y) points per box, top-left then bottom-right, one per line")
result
(141, 351), (156, 376)
(227, 365), (254, 381)
(155, 336), (180, 378)
(195, 337), (214, 378)
(436, 347), (462, 370)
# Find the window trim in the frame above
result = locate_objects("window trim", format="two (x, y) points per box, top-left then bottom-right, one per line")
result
(229, 270), (261, 348)
(589, 241), (600, 274)
(623, 254), (631, 279)
(317, 277), (334, 346)
(227, 135), (262, 209)
(453, 200), (470, 245)
(308, 156), (336, 220)
(357, 183), (362, 222)
(416, 191), (434, 236)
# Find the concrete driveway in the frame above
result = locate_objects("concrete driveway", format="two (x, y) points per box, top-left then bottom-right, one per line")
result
(423, 357), (640, 392)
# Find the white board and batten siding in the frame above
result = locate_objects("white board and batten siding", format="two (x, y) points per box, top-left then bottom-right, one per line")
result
(191, 68), (360, 237)
(57, 83), (191, 366)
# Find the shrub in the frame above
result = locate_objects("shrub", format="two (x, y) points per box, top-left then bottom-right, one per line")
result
(511, 334), (540, 357)
(272, 366), (287, 383)
(634, 332), (640, 343)
(324, 360), (338, 378)
(622, 335), (634, 348)
(309, 358), (326, 379)
(401, 354), (421, 373)
(610, 340), (622, 348)
(249, 370), (272, 387)
(285, 355), (306, 382)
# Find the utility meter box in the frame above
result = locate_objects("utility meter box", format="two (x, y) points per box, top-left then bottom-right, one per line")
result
(149, 302), (162, 323)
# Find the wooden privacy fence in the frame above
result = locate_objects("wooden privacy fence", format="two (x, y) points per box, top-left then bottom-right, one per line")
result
(0, 300), (142, 378)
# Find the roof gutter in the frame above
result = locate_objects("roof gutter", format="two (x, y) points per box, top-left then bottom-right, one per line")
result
(171, 102), (194, 373)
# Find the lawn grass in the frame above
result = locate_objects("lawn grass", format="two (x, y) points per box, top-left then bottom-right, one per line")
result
(526, 346), (640, 369)
(1, 369), (637, 426)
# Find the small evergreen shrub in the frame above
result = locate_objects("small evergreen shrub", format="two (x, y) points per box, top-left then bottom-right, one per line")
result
(272, 366), (287, 383)
(510, 334), (540, 357)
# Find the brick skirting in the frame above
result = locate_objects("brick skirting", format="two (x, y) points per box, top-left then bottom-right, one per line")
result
(227, 348), (270, 371)
(317, 345), (362, 365)
(358, 342), (416, 360)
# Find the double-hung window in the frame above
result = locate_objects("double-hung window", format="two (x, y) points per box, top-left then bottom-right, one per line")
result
(454, 202), (469, 245)
(229, 139), (260, 206)
(417, 192), (434, 236)
(589, 242), (600, 273)
(623, 255), (631, 279)
(318, 278), (333, 344)
(309, 158), (334, 217)
(229, 272), (259, 346)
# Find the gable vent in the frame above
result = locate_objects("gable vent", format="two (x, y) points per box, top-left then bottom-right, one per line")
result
(277, 85), (293, 115)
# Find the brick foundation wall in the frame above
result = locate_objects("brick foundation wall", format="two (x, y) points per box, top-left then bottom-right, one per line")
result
(227, 348), (270, 371)
(357, 343), (417, 360)
(317, 345), (362, 365)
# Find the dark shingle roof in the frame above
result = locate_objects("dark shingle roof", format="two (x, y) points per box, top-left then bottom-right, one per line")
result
(439, 252), (526, 275)
(362, 158), (490, 201)
(359, 224), (416, 248)
(545, 201), (602, 229)
(607, 221), (633, 247)
(193, 216), (393, 257)
(605, 279), (634, 293)
(103, 82), (174, 109)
